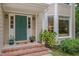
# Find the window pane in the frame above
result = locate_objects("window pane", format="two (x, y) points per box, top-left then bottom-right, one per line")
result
(10, 16), (14, 29)
(59, 17), (69, 36)
(48, 16), (54, 32)
(10, 16), (14, 20)
(10, 25), (13, 29)
(28, 17), (31, 28)
(11, 20), (14, 24)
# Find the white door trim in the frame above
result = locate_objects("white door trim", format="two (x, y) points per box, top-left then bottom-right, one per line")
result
(27, 15), (32, 42)
(9, 13), (32, 44)
(9, 13), (15, 44)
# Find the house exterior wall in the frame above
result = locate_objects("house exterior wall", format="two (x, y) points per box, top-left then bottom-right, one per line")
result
(0, 3), (75, 47)
(2, 3), (38, 15)
(42, 11), (48, 31)
(37, 13), (43, 41)
(2, 3), (48, 15)
(32, 16), (36, 36)
(36, 11), (48, 42)
(42, 4), (55, 32)
(3, 14), (9, 45)
(58, 4), (71, 16)
(57, 4), (75, 41)
(0, 4), (4, 53)
(2, 3), (49, 43)
(57, 4), (72, 42)
(42, 4), (75, 43)
(46, 4), (55, 15)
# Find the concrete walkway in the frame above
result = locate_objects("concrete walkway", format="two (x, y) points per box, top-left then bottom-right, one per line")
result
(43, 54), (52, 56)
(43, 49), (52, 56)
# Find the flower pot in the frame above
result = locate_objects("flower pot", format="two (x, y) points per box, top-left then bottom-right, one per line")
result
(45, 41), (52, 49)
(29, 36), (35, 43)
(30, 39), (34, 42)
(8, 40), (14, 45)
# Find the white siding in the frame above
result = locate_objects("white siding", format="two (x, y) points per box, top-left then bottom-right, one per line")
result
(46, 4), (55, 15)
(3, 4), (48, 15)
(0, 4), (3, 53)
(58, 4), (71, 16)
(44, 4), (75, 42)
(4, 15), (9, 45)
(32, 16), (36, 36)
(37, 13), (43, 41)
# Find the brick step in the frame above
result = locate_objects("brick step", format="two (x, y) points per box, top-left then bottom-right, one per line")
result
(23, 50), (49, 56)
(2, 43), (43, 53)
(1, 46), (48, 56)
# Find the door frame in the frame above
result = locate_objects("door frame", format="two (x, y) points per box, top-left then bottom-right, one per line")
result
(9, 13), (32, 44)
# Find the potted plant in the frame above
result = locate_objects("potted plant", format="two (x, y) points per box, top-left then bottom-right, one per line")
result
(40, 30), (56, 48)
(29, 36), (35, 42)
(8, 35), (14, 45)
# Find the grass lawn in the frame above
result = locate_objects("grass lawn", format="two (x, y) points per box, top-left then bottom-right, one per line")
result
(50, 48), (79, 56)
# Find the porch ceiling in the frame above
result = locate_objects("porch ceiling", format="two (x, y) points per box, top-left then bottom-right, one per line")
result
(2, 3), (49, 15)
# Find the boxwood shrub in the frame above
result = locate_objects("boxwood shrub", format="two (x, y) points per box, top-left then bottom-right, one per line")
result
(60, 39), (79, 54)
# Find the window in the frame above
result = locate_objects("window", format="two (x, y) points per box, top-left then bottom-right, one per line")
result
(28, 17), (31, 28)
(59, 16), (70, 37)
(10, 16), (14, 29)
(48, 16), (54, 32)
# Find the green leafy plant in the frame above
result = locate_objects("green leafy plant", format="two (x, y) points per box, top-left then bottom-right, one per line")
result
(60, 39), (79, 54)
(75, 4), (79, 37)
(29, 36), (35, 42)
(40, 30), (56, 48)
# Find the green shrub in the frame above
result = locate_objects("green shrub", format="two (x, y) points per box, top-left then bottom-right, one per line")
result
(60, 39), (79, 54)
(39, 30), (56, 48)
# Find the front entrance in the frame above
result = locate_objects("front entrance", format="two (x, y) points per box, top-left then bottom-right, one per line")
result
(15, 15), (27, 41)
(9, 14), (32, 44)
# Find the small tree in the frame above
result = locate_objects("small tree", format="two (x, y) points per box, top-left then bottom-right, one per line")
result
(40, 30), (56, 48)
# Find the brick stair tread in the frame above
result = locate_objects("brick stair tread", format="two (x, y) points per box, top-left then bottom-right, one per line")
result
(1, 47), (48, 56)
(2, 43), (43, 53)
(23, 50), (49, 56)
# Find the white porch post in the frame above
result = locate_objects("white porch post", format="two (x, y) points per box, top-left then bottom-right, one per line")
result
(35, 13), (37, 43)
(42, 9), (48, 32)
(70, 4), (73, 39)
(0, 4), (4, 54)
(54, 4), (58, 43)
(71, 4), (75, 39)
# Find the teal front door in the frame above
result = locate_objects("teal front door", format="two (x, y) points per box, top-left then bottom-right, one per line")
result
(15, 15), (27, 41)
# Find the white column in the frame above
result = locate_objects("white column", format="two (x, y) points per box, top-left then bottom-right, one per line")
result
(42, 13), (44, 32)
(35, 8), (38, 43)
(54, 4), (58, 42)
(42, 10), (48, 31)
(71, 4), (75, 39)
(0, 4), (4, 54)
(70, 4), (73, 38)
